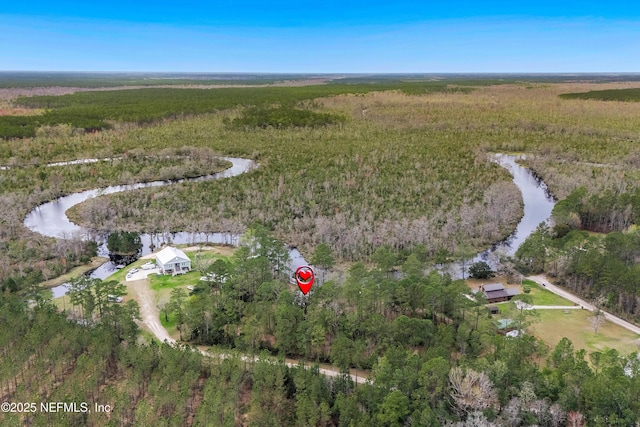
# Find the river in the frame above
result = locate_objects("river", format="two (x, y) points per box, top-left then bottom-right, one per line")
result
(480, 154), (555, 256)
(436, 153), (556, 279)
(22, 154), (555, 296)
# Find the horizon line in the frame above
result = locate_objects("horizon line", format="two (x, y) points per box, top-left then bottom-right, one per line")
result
(2, 71), (640, 76)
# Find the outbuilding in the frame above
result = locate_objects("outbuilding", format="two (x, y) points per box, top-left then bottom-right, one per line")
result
(155, 246), (191, 276)
(479, 283), (520, 304)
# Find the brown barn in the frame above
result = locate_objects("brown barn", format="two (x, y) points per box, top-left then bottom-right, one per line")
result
(479, 283), (520, 304)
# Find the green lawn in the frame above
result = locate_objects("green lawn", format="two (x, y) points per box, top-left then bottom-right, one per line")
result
(484, 299), (640, 355)
(529, 309), (640, 355)
(51, 293), (73, 313)
(159, 311), (180, 339)
(138, 330), (157, 345)
(150, 271), (201, 291)
(49, 249), (209, 305)
(524, 280), (575, 306)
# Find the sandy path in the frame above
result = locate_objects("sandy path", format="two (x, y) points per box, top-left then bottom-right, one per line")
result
(530, 305), (582, 310)
(128, 279), (175, 344)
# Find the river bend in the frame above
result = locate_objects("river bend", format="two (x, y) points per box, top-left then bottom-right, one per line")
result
(21, 154), (555, 293)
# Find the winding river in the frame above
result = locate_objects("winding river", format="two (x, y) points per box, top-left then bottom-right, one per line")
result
(477, 154), (555, 257)
(22, 154), (555, 295)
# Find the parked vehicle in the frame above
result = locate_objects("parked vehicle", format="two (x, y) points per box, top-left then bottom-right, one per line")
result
(141, 262), (155, 270)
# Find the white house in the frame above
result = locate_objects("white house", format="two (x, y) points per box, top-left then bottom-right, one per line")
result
(155, 246), (191, 275)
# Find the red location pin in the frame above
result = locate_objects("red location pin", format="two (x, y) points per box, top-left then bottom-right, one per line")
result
(295, 265), (315, 295)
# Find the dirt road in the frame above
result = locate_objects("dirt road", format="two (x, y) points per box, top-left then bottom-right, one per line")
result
(131, 277), (368, 384)
(128, 279), (175, 344)
(527, 275), (640, 335)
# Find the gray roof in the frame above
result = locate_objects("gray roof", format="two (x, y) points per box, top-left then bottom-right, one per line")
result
(482, 283), (505, 292)
(481, 283), (520, 301)
(485, 290), (510, 300)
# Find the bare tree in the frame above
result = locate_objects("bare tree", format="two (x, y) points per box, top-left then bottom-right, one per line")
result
(500, 397), (522, 427)
(590, 295), (607, 335)
(549, 403), (566, 427)
(449, 367), (497, 415)
(192, 251), (214, 273)
(567, 411), (585, 427)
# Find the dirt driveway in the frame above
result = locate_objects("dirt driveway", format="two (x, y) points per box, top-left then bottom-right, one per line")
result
(130, 276), (368, 383)
(128, 278), (175, 344)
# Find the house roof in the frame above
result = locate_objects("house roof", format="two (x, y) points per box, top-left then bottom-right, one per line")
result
(497, 319), (515, 329)
(483, 283), (505, 292)
(482, 283), (520, 300)
(156, 246), (189, 265)
(506, 288), (520, 296)
(485, 290), (511, 300)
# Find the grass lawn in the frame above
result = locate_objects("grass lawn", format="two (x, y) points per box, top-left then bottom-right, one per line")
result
(148, 247), (231, 306)
(466, 276), (509, 289)
(159, 311), (180, 338)
(148, 247), (233, 338)
(149, 271), (203, 302)
(523, 280), (575, 306)
(150, 271), (200, 291)
(177, 244), (236, 258)
(467, 277), (574, 306)
(138, 330), (157, 345)
(529, 309), (640, 355)
(51, 293), (73, 313)
(483, 288), (639, 355)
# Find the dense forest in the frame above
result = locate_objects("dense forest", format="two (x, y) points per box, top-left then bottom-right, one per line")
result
(3, 229), (640, 425)
(560, 88), (640, 102)
(0, 82), (464, 138)
(61, 88), (527, 261)
(0, 71), (297, 88)
(3, 78), (640, 425)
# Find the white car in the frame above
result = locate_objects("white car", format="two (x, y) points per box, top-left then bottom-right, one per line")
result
(141, 262), (155, 270)
(107, 295), (123, 303)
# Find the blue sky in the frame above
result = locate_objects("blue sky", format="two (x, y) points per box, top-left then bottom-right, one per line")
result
(1, 1), (639, 72)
